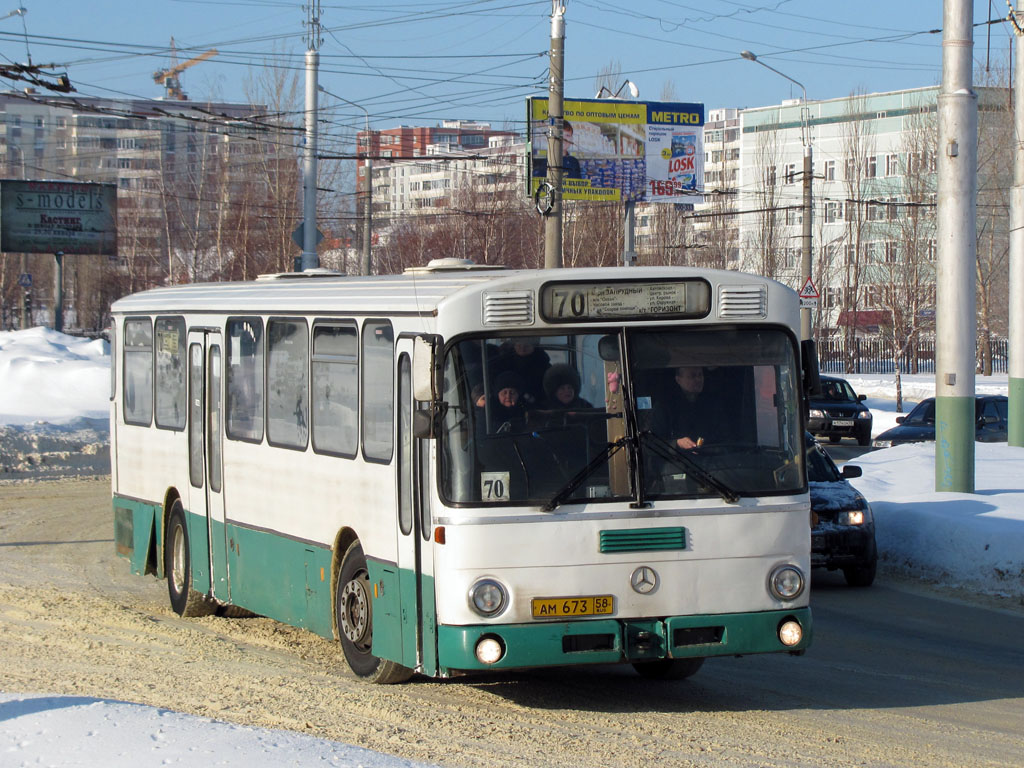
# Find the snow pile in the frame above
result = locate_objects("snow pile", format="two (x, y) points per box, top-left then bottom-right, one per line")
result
(0, 692), (436, 768)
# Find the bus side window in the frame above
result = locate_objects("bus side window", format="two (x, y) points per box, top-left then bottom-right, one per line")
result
(123, 317), (154, 426)
(225, 317), (264, 442)
(362, 320), (394, 462)
(311, 322), (359, 458)
(267, 318), (309, 450)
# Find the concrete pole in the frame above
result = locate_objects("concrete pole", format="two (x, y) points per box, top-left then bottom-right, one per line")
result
(543, 2), (565, 270)
(53, 251), (63, 333)
(801, 143), (813, 341)
(623, 200), (636, 266)
(1009, 0), (1024, 447)
(935, 0), (977, 492)
(361, 150), (373, 276)
(301, 48), (320, 271)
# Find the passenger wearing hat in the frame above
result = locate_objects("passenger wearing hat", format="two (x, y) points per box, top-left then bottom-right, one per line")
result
(492, 337), (550, 406)
(542, 364), (592, 410)
(477, 371), (526, 435)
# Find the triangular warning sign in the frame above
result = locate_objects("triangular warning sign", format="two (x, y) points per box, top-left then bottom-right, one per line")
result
(799, 277), (819, 299)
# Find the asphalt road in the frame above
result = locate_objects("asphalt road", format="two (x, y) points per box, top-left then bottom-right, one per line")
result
(1, 478), (1022, 767)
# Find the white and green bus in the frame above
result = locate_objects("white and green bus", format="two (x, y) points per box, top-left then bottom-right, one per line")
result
(111, 262), (815, 683)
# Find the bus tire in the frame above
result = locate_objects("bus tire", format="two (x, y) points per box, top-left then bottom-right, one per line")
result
(336, 541), (413, 684)
(632, 657), (705, 680)
(164, 501), (215, 617)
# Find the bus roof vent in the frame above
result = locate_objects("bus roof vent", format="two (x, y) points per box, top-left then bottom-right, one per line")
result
(256, 268), (345, 281)
(404, 258), (506, 274)
(718, 284), (766, 318)
(482, 290), (534, 326)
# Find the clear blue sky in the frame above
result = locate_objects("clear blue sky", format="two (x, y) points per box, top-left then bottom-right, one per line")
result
(0, 1), (1013, 143)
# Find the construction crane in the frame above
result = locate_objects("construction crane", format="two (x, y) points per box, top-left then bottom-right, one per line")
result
(152, 38), (217, 100)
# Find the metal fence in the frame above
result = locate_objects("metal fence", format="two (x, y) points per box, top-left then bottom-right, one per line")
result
(819, 337), (1008, 375)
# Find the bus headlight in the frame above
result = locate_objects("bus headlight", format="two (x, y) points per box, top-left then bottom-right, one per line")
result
(779, 619), (803, 647)
(468, 578), (508, 617)
(768, 565), (805, 601)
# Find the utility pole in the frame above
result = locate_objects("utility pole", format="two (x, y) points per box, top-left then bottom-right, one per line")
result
(543, 1), (565, 269)
(301, 1), (322, 271)
(935, 0), (978, 492)
(1009, 0), (1024, 447)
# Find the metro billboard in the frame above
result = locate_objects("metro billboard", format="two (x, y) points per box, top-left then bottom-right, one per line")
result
(527, 97), (705, 204)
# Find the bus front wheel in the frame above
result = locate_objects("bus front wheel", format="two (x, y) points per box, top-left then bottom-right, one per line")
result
(164, 501), (215, 617)
(632, 657), (705, 680)
(335, 541), (413, 684)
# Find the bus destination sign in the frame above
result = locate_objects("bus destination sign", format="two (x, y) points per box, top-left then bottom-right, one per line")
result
(540, 279), (710, 322)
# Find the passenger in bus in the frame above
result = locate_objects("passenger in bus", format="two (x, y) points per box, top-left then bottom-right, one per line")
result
(492, 337), (550, 406)
(480, 371), (526, 434)
(542, 364), (592, 410)
(660, 365), (716, 450)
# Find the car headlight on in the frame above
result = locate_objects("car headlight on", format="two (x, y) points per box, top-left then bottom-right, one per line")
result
(768, 564), (805, 601)
(468, 578), (508, 617)
(809, 409), (825, 419)
(872, 439), (891, 448)
(838, 509), (865, 526)
(857, 411), (872, 419)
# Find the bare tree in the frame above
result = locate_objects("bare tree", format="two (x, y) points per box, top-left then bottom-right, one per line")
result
(743, 127), (784, 279)
(838, 91), (876, 373)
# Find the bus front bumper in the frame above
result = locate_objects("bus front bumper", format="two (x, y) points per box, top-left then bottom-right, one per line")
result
(437, 607), (811, 673)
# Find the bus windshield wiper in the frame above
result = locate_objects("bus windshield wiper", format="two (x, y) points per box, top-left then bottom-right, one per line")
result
(639, 430), (740, 504)
(542, 436), (630, 513)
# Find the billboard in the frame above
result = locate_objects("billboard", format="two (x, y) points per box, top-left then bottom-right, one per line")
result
(527, 97), (704, 204)
(0, 180), (117, 256)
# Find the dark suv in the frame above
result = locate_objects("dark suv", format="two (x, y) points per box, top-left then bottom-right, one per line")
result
(808, 375), (873, 446)
(806, 433), (877, 587)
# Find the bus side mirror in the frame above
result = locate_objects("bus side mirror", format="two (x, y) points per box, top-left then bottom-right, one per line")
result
(413, 410), (435, 439)
(801, 340), (821, 417)
(413, 336), (437, 402)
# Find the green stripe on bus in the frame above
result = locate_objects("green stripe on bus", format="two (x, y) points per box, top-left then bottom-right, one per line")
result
(436, 608), (812, 672)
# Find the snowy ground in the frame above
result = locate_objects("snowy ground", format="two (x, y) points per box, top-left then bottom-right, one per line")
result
(1, 327), (1022, 764)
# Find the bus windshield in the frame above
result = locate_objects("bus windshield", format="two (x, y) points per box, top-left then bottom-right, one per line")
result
(439, 327), (803, 507)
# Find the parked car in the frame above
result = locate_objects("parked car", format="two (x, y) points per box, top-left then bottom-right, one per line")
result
(872, 395), (1009, 448)
(806, 433), (877, 587)
(807, 375), (873, 446)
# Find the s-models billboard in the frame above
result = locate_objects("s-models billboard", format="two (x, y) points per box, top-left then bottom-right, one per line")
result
(0, 180), (117, 256)
(527, 97), (704, 203)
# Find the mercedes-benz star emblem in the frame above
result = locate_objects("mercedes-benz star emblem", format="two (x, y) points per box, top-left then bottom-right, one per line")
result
(630, 566), (659, 594)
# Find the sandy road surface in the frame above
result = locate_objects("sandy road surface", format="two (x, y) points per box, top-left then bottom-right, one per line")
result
(1, 478), (1023, 768)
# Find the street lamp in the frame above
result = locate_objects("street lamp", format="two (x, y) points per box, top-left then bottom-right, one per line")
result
(595, 79), (639, 100)
(319, 85), (372, 276)
(741, 50), (814, 341)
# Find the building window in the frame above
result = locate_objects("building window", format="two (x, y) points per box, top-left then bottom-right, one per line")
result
(824, 160), (835, 181)
(765, 165), (776, 186)
(865, 156), (877, 178)
(885, 153), (900, 176)
(824, 200), (843, 223)
(784, 163), (797, 184)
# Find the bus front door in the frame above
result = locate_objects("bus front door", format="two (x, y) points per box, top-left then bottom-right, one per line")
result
(187, 330), (229, 602)
(395, 345), (438, 675)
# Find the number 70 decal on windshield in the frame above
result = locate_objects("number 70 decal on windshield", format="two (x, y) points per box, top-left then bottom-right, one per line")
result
(481, 472), (511, 502)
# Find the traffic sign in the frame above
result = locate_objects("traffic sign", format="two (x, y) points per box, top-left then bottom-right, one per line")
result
(799, 276), (819, 300)
(17, 273), (32, 289)
(291, 224), (325, 249)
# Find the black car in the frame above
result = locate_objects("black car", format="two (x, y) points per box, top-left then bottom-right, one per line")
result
(872, 395), (1008, 448)
(807, 375), (873, 446)
(806, 433), (877, 587)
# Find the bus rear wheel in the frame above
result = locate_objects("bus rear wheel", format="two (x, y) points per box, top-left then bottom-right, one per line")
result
(632, 657), (705, 680)
(164, 501), (215, 617)
(335, 541), (412, 684)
